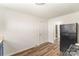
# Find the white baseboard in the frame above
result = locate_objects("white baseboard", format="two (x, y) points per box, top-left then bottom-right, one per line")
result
(7, 46), (36, 56)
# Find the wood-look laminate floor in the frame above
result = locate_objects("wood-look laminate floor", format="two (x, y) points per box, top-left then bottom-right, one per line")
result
(12, 42), (60, 56)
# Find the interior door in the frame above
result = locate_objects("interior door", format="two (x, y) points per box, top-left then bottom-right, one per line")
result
(39, 21), (48, 44)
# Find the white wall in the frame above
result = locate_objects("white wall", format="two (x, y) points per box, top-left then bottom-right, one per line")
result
(0, 8), (48, 55)
(0, 7), (6, 42)
(48, 12), (79, 43)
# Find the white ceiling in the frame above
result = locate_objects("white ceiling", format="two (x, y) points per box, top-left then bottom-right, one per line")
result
(1, 3), (79, 19)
